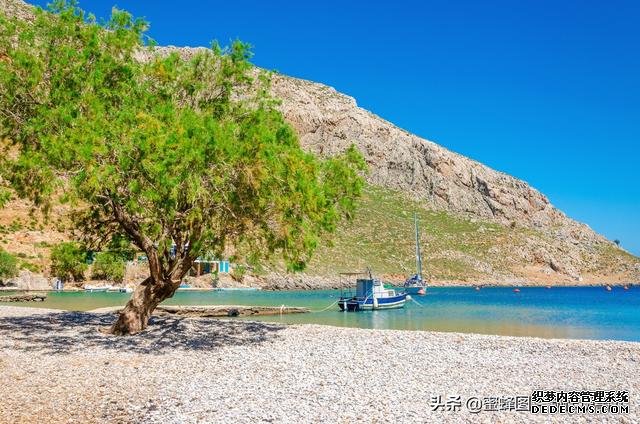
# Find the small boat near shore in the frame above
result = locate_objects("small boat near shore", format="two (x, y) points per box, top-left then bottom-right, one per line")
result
(84, 285), (112, 293)
(84, 285), (132, 293)
(338, 270), (408, 311)
(104, 286), (134, 293)
(403, 213), (427, 296)
(213, 287), (261, 291)
(404, 274), (426, 296)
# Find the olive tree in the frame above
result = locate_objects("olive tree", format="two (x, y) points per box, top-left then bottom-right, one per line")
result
(0, 1), (365, 334)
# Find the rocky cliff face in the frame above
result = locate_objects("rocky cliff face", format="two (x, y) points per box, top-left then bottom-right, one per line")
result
(271, 76), (566, 228)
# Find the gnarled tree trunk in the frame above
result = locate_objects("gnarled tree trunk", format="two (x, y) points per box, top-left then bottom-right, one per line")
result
(108, 276), (180, 335)
(105, 201), (198, 335)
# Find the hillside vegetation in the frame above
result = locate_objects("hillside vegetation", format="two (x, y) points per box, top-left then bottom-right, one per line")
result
(301, 185), (638, 284)
(0, 185), (638, 286)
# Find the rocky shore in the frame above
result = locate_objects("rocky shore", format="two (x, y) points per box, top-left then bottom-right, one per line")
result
(0, 292), (47, 302)
(211, 271), (638, 291)
(0, 305), (638, 423)
(2, 269), (638, 293)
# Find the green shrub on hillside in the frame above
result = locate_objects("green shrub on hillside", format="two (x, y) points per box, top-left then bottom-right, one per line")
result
(230, 264), (247, 282)
(0, 248), (18, 282)
(92, 252), (126, 283)
(50, 242), (88, 282)
(19, 261), (41, 273)
(8, 220), (23, 232)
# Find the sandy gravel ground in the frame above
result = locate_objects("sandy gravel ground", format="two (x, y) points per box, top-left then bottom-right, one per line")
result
(0, 306), (638, 423)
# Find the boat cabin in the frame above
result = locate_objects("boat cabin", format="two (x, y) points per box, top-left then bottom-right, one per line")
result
(356, 278), (396, 299)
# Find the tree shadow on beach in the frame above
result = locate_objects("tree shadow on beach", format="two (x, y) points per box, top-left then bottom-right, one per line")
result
(0, 311), (287, 355)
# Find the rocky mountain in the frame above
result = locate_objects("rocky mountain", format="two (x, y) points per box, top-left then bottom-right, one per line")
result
(272, 76), (559, 228)
(1, 0), (638, 287)
(268, 75), (631, 281)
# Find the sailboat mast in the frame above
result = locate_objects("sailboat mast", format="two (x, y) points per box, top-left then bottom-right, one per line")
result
(414, 212), (423, 281)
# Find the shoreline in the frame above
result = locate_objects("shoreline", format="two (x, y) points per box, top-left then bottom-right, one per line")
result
(5, 304), (640, 345)
(3, 303), (640, 346)
(0, 305), (638, 423)
(1, 281), (637, 293)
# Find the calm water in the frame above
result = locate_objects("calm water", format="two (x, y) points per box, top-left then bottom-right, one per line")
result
(4, 286), (640, 341)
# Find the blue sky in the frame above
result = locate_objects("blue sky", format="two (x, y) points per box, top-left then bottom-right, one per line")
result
(29, 0), (640, 255)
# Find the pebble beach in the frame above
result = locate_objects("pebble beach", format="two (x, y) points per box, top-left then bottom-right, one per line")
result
(0, 305), (638, 423)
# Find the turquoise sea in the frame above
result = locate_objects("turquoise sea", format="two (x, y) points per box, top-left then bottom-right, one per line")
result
(4, 286), (640, 341)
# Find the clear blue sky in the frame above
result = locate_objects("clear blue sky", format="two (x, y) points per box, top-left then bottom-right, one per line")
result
(29, 0), (640, 255)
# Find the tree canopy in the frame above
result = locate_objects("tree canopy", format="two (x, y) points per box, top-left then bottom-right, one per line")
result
(0, 1), (365, 333)
(49, 241), (87, 283)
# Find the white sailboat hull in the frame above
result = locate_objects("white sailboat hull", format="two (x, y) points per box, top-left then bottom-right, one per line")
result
(404, 285), (426, 295)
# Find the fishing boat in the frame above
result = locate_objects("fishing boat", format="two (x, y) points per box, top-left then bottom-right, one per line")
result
(213, 287), (261, 291)
(403, 212), (427, 295)
(84, 285), (112, 292)
(338, 270), (408, 311)
(106, 286), (132, 293)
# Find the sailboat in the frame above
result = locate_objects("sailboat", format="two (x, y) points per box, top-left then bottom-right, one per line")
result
(403, 213), (427, 295)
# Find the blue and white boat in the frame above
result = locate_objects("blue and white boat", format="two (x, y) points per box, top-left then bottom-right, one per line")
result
(338, 271), (407, 311)
(84, 284), (112, 292)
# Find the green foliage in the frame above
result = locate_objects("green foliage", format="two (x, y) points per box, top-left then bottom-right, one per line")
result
(105, 234), (136, 261)
(8, 220), (23, 232)
(50, 241), (87, 282)
(19, 260), (41, 273)
(0, 248), (18, 281)
(0, 1), (365, 284)
(0, 187), (10, 209)
(230, 264), (246, 282)
(92, 252), (125, 283)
